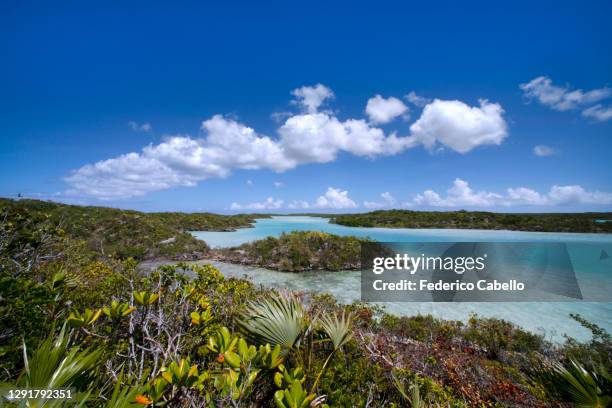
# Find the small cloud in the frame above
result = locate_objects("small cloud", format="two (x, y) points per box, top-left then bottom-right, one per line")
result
(246, 180), (253, 186)
(364, 191), (397, 208)
(274, 181), (284, 187)
(270, 111), (293, 123)
(409, 99), (507, 153)
(230, 197), (283, 211)
(291, 84), (335, 113)
(313, 187), (357, 209)
(533, 145), (556, 157)
(128, 121), (152, 132)
(520, 76), (612, 114)
(582, 104), (612, 122)
(410, 178), (612, 208)
(287, 200), (310, 210)
(365, 95), (409, 124)
(404, 91), (431, 108)
(363, 202), (383, 209)
(287, 187), (357, 210)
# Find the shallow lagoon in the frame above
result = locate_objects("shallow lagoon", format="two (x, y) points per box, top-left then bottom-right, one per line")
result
(192, 216), (612, 342)
(194, 216), (612, 248)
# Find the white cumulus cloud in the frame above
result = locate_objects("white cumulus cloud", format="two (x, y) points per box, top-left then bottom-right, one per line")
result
(546, 185), (612, 205)
(66, 115), (295, 200)
(66, 85), (509, 200)
(365, 95), (408, 124)
(505, 187), (548, 205)
(408, 99), (508, 153)
(314, 187), (357, 209)
(278, 112), (412, 162)
(414, 179), (502, 207)
(65, 150), (198, 200)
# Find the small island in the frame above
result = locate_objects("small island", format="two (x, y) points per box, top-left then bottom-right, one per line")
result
(212, 231), (365, 271)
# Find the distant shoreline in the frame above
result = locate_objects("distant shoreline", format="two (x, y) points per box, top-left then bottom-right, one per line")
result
(328, 209), (612, 234)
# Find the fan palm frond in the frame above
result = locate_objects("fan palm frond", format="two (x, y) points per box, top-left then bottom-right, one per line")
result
(550, 359), (611, 408)
(21, 326), (102, 389)
(319, 311), (353, 350)
(0, 327), (102, 407)
(238, 292), (306, 350)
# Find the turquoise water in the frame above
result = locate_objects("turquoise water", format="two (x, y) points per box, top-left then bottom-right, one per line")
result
(192, 216), (612, 341)
(194, 216), (612, 248)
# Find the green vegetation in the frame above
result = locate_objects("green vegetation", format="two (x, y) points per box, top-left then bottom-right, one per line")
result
(1, 199), (611, 406)
(215, 231), (365, 271)
(331, 209), (612, 233)
(0, 198), (263, 261)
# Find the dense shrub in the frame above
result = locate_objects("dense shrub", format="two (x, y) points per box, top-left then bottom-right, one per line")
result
(1, 198), (263, 262)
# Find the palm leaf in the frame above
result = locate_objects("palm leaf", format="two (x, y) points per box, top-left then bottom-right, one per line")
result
(540, 358), (612, 408)
(1, 327), (102, 407)
(238, 293), (306, 350)
(98, 375), (145, 408)
(319, 311), (353, 350)
(20, 326), (101, 389)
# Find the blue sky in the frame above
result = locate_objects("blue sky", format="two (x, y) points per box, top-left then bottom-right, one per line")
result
(2, 0), (612, 213)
